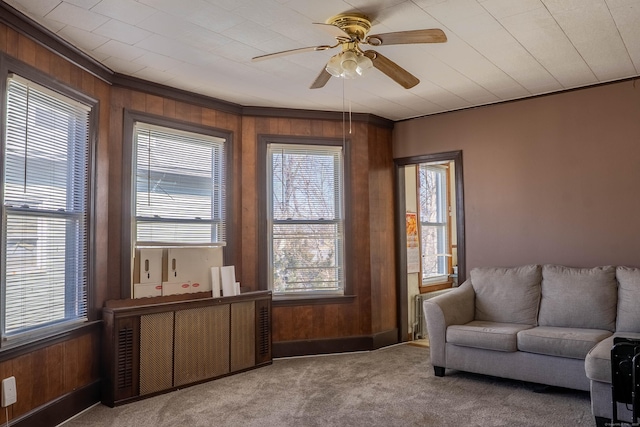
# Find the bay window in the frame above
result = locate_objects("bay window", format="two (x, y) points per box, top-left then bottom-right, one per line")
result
(266, 143), (345, 296)
(1, 72), (94, 340)
(132, 122), (226, 245)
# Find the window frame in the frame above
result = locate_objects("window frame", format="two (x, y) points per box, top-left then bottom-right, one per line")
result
(418, 163), (451, 285)
(132, 122), (227, 246)
(0, 54), (98, 348)
(258, 135), (354, 305)
(121, 111), (233, 299)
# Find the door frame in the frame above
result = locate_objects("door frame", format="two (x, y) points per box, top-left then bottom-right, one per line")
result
(394, 150), (466, 342)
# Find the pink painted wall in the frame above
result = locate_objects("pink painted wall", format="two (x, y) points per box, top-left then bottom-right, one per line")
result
(394, 80), (640, 275)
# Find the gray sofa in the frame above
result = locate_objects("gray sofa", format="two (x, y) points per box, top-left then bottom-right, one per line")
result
(423, 264), (640, 427)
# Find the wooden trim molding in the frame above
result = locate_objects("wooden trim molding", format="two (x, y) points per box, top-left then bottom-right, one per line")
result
(394, 151), (466, 342)
(0, 2), (113, 83)
(272, 295), (356, 307)
(372, 329), (400, 350)
(242, 107), (394, 129)
(272, 329), (399, 357)
(0, 321), (102, 363)
(113, 73), (243, 116)
(12, 380), (101, 427)
(395, 79), (640, 123)
(393, 166), (408, 342)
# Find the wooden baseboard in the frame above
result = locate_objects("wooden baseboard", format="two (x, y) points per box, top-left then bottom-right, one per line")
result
(11, 380), (100, 427)
(273, 329), (399, 358)
(372, 329), (399, 350)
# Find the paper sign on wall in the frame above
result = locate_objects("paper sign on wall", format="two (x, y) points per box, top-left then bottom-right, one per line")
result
(406, 212), (420, 274)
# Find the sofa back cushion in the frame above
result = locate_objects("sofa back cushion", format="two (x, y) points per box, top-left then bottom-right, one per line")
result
(470, 265), (541, 325)
(538, 265), (617, 331)
(616, 267), (640, 332)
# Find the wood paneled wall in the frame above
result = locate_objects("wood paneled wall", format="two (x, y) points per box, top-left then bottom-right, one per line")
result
(368, 125), (397, 334)
(110, 108), (396, 344)
(242, 117), (396, 344)
(107, 87), (243, 301)
(0, 331), (101, 424)
(0, 23), (108, 424)
(0, 12), (397, 424)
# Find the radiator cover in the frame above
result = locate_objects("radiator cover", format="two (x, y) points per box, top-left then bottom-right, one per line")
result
(102, 291), (272, 407)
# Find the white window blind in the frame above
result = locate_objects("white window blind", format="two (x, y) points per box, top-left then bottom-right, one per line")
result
(133, 123), (226, 245)
(2, 74), (90, 337)
(419, 164), (449, 281)
(267, 144), (344, 295)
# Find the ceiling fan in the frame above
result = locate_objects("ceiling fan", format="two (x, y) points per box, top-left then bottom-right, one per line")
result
(251, 13), (447, 90)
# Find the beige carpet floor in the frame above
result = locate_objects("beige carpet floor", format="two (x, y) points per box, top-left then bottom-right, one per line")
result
(61, 344), (595, 427)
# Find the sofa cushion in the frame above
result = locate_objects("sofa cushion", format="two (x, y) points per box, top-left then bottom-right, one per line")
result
(538, 265), (617, 331)
(616, 267), (640, 332)
(470, 265), (541, 325)
(517, 326), (611, 359)
(446, 321), (534, 352)
(585, 332), (640, 383)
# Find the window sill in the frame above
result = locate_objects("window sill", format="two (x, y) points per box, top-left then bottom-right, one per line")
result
(0, 320), (102, 363)
(419, 281), (453, 293)
(273, 294), (356, 307)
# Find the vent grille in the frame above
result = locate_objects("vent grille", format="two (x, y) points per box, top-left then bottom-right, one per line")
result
(174, 305), (229, 386)
(258, 305), (270, 356)
(117, 326), (134, 390)
(230, 301), (255, 371)
(140, 312), (174, 395)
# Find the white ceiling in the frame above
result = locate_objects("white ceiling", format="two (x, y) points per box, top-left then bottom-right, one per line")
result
(4, 0), (640, 120)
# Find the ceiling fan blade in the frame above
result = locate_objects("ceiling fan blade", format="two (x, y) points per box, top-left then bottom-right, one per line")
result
(252, 45), (333, 62)
(365, 29), (447, 46)
(363, 50), (419, 89)
(310, 67), (332, 89)
(313, 22), (352, 41)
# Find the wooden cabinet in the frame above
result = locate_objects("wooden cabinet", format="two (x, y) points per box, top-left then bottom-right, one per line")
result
(102, 291), (272, 407)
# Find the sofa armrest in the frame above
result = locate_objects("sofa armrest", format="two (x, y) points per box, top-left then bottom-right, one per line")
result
(423, 281), (475, 368)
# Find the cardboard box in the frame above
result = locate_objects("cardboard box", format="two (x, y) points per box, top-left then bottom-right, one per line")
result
(135, 248), (163, 284)
(189, 281), (208, 293)
(165, 247), (222, 291)
(162, 281), (192, 296)
(134, 282), (162, 298)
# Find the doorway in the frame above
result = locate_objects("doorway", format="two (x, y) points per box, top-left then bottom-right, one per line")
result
(395, 151), (465, 342)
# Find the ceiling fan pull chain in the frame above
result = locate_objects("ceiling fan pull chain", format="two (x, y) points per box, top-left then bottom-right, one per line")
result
(342, 77), (346, 143)
(349, 98), (352, 134)
(343, 78), (352, 135)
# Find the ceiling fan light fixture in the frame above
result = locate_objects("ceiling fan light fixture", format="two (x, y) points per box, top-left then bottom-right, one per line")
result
(254, 13), (447, 90)
(325, 50), (373, 80)
(325, 54), (343, 77)
(341, 68), (358, 79)
(355, 54), (373, 76)
(340, 51), (358, 71)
